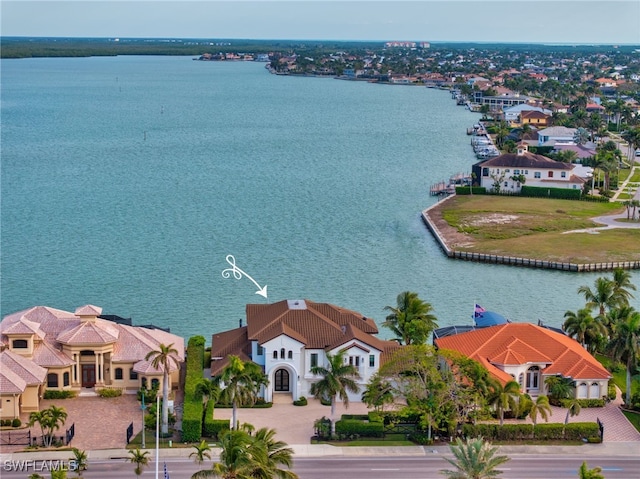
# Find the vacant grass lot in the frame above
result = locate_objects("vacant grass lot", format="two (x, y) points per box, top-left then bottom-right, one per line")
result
(435, 196), (640, 263)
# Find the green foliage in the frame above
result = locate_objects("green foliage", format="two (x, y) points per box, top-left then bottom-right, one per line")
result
(182, 336), (205, 442)
(293, 396), (308, 406)
(608, 383), (617, 401)
(441, 437), (510, 479)
(520, 185), (582, 200)
(97, 387), (122, 398)
(314, 417), (332, 440)
(462, 422), (600, 441)
(455, 186), (487, 195)
(335, 419), (384, 438)
(43, 390), (76, 399)
(11, 418), (21, 427)
(203, 412), (231, 440)
(559, 398), (605, 408)
(407, 431), (433, 445)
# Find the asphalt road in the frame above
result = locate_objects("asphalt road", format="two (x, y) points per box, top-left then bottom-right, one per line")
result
(2, 455), (638, 479)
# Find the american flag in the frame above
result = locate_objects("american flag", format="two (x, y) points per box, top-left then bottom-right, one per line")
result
(164, 461), (170, 479)
(474, 303), (486, 318)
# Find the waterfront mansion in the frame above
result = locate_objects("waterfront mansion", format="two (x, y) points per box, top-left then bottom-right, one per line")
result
(210, 299), (400, 403)
(0, 305), (184, 419)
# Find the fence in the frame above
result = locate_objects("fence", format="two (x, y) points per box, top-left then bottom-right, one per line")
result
(0, 429), (31, 446)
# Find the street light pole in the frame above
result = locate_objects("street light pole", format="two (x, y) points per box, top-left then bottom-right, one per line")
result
(141, 390), (147, 449)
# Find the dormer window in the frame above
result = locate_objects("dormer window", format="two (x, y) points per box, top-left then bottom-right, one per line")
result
(12, 339), (28, 349)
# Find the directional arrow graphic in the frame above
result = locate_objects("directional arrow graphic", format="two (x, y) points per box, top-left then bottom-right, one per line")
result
(221, 255), (268, 299)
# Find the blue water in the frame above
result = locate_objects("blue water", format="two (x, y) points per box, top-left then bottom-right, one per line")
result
(2, 56), (638, 341)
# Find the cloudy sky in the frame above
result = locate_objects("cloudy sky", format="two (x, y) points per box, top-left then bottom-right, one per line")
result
(2, 0), (639, 44)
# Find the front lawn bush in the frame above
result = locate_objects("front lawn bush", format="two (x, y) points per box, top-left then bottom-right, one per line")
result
(97, 387), (122, 398)
(12, 418), (22, 428)
(43, 390), (76, 399)
(293, 396), (307, 406)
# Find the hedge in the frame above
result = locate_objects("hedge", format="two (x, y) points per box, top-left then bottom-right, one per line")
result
(181, 335), (205, 442)
(520, 185), (582, 200)
(203, 401), (230, 439)
(462, 422), (600, 441)
(455, 186), (487, 195)
(335, 419), (384, 438)
(43, 390), (76, 399)
(559, 398), (605, 408)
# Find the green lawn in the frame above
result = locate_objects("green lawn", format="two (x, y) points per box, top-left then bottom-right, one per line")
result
(313, 434), (415, 447)
(622, 410), (640, 433)
(596, 354), (640, 399)
(436, 196), (640, 263)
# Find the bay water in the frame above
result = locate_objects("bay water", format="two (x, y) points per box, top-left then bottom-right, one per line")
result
(2, 55), (638, 341)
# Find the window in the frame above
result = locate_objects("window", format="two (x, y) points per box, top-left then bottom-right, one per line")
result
(47, 373), (58, 388)
(526, 366), (540, 390)
(561, 172), (566, 178)
(482, 168), (489, 177)
(504, 182), (508, 187)
(12, 339), (28, 349)
(310, 353), (318, 369)
(548, 171), (554, 178)
(63, 372), (70, 387)
(534, 172), (541, 179)
(257, 345), (264, 356)
(115, 368), (123, 380)
(129, 368), (138, 380)
(273, 351), (278, 359)
(524, 170), (529, 175)
(141, 377), (147, 388)
(514, 169), (520, 175)
(287, 350), (293, 359)
(280, 348), (285, 359)
(505, 169), (510, 173)
(151, 378), (159, 389)
(369, 355), (375, 367)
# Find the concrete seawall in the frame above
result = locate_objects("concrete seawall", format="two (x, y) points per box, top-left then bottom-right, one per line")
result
(421, 198), (640, 272)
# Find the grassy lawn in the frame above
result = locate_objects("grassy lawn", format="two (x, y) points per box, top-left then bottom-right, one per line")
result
(437, 196), (640, 263)
(596, 354), (640, 399)
(622, 410), (640, 433)
(127, 429), (192, 449)
(630, 170), (640, 182)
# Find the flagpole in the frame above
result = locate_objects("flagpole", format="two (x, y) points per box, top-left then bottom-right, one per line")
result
(155, 394), (160, 479)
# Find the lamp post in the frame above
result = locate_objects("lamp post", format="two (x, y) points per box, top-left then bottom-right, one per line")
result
(141, 390), (147, 449)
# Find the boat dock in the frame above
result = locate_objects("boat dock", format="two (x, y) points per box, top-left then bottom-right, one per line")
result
(430, 172), (471, 196)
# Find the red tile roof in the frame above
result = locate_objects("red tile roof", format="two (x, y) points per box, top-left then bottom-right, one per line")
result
(434, 323), (610, 384)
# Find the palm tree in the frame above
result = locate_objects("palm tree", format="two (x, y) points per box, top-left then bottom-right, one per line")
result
(189, 439), (212, 466)
(608, 308), (640, 406)
(578, 277), (617, 316)
(218, 355), (268, 430)
(310, 350), (360, 437)
(440, 436), (510, 479)
(70, 448), (88, 476)
(489, 380), (520, 426)
(562, 308), (607, 353)
(196, 378), (221, 419)
(28, 404), (68, 447)
(564, 398), (582, 426)
(127, 448), (150, 477)
(145, 343), (180, 435)
(528, 395), (552, 427)
(191, 428), (299, 479)
(578, 461), (605, 479)
(361, 372), (394, 411)
(251, 427), (298, 479)
(545, 376), (575, 403)
(382, 291), (438, 345)
(611, 268), (636, 305)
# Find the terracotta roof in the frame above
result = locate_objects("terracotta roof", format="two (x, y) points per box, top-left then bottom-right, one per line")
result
(2, 318), (45, 338)
(211, 299), (399, 373)
(0, 349), (47, 389)
(0, 365), (27, 394)
(75, 305), (103, 316)
(56, 321), (119, 345)
(434, 323), (610, 384)
(477, 152), (574, 170)
(32, 341), (75, 367)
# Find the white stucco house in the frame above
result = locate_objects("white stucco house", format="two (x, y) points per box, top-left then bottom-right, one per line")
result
(537, 126), (577, 146)
(210, 299), (400, 403)
(473, 143), (586, 193)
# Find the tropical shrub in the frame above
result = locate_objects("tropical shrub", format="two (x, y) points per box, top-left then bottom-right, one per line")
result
(97, 387), (122, 397)
(203, 415), (230, 439)
(559, 398), (604, 408)
(12, 418), (22, 428)
(520, 185), (582, 200)
(314, 417), (331, 440)
(293, 396), (308, 406)
(43, 390), (76, 399)
(408, 431), (433, 445)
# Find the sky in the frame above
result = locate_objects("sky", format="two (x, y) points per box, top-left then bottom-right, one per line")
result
(1, 0), (639, 45)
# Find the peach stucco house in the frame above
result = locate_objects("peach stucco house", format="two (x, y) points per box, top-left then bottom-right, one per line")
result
(434, 322), (611, 400)
(0, 305), (184, 419)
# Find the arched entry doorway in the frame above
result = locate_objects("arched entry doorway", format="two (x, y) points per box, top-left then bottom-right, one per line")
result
(274, 368), (290, 392)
